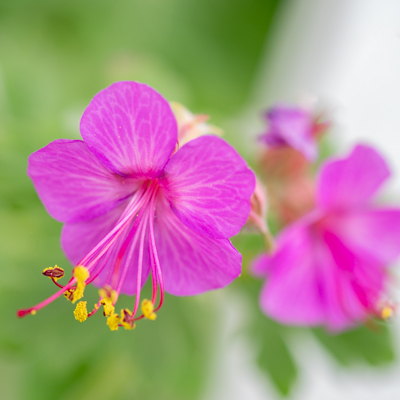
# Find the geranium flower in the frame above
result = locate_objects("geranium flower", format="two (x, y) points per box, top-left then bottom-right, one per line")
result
(18, 81), (255, 330)
(259, 105), (328, 161)
(251, 145), (400, 331)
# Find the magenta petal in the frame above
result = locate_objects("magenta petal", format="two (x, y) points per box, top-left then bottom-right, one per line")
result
(61, 201), (126, 264)
(260, 219), (386, 331)
(250, 254), (272, 278)
(159, 136), (255, 239)
(332, 208), (400, 265)
(317, 145), (390, 210)
(94, 230), (150, 296)
(80, 81), (177, 178)
(259, 223), (325, 326)
(61, 201), (150, 295)
(322, 230), (384, 331)
(154, 197), (242, 296)
(28, 139), (139, 223)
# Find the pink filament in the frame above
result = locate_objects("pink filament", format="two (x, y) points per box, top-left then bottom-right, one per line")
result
(131, 206), (150, 318)
(148, 201), (165, 313)
(114, 206), (149, 299)
(17, 279), (77, 317)
(132, 193), (165, 322)
(110, 203), (148, 289)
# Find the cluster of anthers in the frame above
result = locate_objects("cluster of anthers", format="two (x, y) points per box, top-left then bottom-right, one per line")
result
(52, 264), (155, 330)
(21, 262), (158, 331)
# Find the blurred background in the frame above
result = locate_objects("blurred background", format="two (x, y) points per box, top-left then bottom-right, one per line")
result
(1, 0), (400, 399)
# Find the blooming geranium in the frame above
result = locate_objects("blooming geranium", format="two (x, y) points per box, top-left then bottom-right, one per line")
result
(18, 81), (255, 330)
(251, 145), (400, 331)
(259, 105), (327, 161)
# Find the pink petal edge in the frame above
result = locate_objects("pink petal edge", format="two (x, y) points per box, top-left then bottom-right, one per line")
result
(155, 196), (242, 296)
(317, 144), (390, 210)
(80, 81), (178, 179)
(28, 139), (139, 223)
(159, 135), (255, 239)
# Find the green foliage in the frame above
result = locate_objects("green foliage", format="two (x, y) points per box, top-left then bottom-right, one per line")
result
(241, 278), (297, 396)
(313, 324), (395, 367)
(255, 316), (297, 396)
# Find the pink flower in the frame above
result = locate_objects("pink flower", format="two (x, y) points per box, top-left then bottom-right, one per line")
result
(18, 81), (255, 330)
(251, 145), (400, 331)
(259, 105), (328, 161)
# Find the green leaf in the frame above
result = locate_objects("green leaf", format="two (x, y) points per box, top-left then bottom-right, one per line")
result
(255, 317), (297, 396)
(237, 278), (298, 396)
(313, 324), (395, 367)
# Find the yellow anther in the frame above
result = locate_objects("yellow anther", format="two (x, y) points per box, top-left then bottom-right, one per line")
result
(99, 286), (117, 303)
(42, 265), (65, 281)
(121, 309), (135, 330)
(72, 285), (84, 303)
(72, 266), (89, 303)
(99, 286), (117, 316)
(30, 310), (36, 316)
(64, 290), (73, 301)
(106, 313), (120, 331)
(74, 301), (88, 322)
(141, 299), (157, 321)
(381, 306), (393, 320)
(123, 323), (135, 331)
(101, 299), (115, 317)
(74, 265), (89, 281)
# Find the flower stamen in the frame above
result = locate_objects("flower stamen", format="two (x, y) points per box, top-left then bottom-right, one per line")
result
(130, 203), (151, 319)
(100, 286), (117, 317)
(43, 265), (67, 289)
(42, 265), (65, 281)
(74, 301), (88, 322)
(141, 299), (157, 320)
(72, 266), (90, 303)
(106, 312), (120, 331)
(64, 288), (75, 301)
(148, 201), (165, 313)
(17, 278), (77, 317)
(121, 308), (135, 330)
